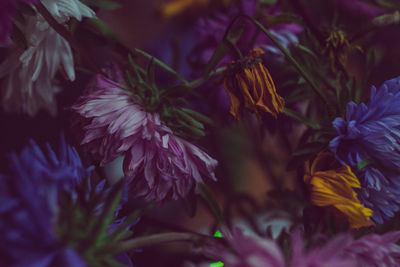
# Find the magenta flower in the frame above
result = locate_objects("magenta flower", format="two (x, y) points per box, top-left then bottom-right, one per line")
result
(290, 232), (356, 267)
(204, 227), (286, 267)
(203, 227), (400, 267)
(72, 74), (218, 202)
(291, 230), (400, 267)
(0, 0), (38, 43)
(343, 231), (400, 267)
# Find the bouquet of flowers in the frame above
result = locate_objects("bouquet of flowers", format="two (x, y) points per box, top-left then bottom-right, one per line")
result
(2, 0), (400, 266)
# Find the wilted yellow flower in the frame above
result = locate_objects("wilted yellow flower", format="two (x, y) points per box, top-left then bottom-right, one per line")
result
(304, 152), (373, 229)
(323, 30), (362, 71)
(157, 0), (230, 18)
(223, 48), (285, 121)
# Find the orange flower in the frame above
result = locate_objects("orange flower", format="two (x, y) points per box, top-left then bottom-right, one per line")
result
(304, 152), (373, 229)
(223, 49), (284, 121)
(157, 0), (230, 18)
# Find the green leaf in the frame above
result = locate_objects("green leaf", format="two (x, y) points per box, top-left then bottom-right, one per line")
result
(87, 18), (121, 41)
(146, 58), (156, 89)
(125, 70), (137, 89)
(90, 180), (124, 246)
(203, 23), (244, 75)
(128, 54), (145, 83)
(174, 108), (205, 130)
(356, 160), (369, 172)
(180, 108), (213, 125)
(291, 43), (318, 60)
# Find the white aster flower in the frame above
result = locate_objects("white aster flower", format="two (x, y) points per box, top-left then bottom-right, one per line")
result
(0, 0), (95, 116)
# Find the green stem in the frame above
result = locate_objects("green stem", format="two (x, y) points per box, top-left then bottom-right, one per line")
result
(242, 15), (329, 103)
(133, 48), (188, 85)
(110, 232), (196, 255)
(283, 108), (321, 130)
(188, 66), (227, 89)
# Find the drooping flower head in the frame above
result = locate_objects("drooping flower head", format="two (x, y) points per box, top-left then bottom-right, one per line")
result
(185, 0), (300, 116)
(330, 76), (400, 223)
(223, 48), (284, 121)
(304, 151), (373, 229)
(72, 73), (218, 202)
(0, 0), (39, 43)
(0, 135), (89, 266)
(0, 0), (95, 116)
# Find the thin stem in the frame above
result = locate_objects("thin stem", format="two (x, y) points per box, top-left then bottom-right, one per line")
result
(240, 15), (330, 104)
(223, 14), (330, 104)
(110, 232), (197, 255)
(133, 48), (188, 85)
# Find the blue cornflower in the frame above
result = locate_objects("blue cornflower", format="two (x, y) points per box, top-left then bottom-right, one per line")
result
(0, 135), (90, 266)
(330, 76), (400, 223)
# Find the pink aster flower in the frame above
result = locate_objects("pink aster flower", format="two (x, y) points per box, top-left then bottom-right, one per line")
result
(204, 227), (286, 267)
(203, 227), (400, 267)
(72, 74), (218, 202)
(291, 230), (400, 267)
(343, 231), (400, 267)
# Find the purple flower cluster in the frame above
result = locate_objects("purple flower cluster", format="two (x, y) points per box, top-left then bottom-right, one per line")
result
(72, 74), (218, 202)
(330, 76), (400, 223)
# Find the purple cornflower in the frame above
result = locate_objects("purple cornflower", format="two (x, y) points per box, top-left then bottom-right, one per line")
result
(0, 136), (88, 267)
(330, 76), (400, 223)
(72, 74), (218, 202)
(0, 0), (38, 43)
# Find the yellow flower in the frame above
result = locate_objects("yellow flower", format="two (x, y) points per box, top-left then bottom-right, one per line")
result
(223, 48), (285, 121)
(304, 152), (373, 229)
(323, 30), (362, 72)
(157, 0), (230, 18)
